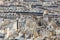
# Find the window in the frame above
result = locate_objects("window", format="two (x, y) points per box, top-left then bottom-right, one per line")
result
(24, 0), (38, 2)
(5, 0), (10, 1)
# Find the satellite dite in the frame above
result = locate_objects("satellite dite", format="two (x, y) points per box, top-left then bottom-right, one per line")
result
(0, 0), (60, 40)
